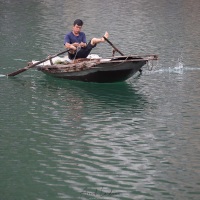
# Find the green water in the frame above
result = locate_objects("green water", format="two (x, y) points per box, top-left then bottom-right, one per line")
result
(1, 0), (200, 200)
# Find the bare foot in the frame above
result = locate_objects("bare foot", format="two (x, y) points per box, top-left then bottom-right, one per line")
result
(102, 31), (109, 42)
(104, 31), (109, 39)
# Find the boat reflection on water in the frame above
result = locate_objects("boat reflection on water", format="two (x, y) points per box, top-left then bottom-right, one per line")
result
(41, 75), (148, 113)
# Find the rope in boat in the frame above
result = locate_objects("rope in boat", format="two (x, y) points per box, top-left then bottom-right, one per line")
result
(111, 55), (130, 67)
(73, 46), (81, 61)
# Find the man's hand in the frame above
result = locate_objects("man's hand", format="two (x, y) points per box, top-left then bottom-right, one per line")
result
(80, 42), (86, 48)
(66, 42), (86, 51)
(73, 42), (80, 47)
(72, 42), (86, 49)
(70, 44), (77, 50)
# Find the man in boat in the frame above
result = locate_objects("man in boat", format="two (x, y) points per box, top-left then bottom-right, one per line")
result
(64, 19), (109, 60)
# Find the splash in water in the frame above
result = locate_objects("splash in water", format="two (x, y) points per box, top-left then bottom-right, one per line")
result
(142, 55), (185, 75)
(170, 56), (184, 73)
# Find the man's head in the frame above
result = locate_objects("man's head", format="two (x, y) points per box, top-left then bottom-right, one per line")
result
(73, 19), (83, 35)
(74, 19), (83, 26)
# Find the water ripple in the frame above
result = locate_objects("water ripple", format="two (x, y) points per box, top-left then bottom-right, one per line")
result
(1, 0), (200, 199)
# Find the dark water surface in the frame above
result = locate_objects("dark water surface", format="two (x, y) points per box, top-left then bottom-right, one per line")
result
(0, 0), (200, 200)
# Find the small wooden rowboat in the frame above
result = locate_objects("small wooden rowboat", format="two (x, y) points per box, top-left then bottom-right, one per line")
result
(35, 54), (158, 83)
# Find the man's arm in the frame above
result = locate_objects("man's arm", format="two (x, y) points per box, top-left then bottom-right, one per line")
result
(65, 42), (86, 49)
(65, 42), (79, 50)
(80, 32), (87, 48)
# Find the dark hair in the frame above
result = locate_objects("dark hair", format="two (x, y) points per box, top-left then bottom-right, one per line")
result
(73, 19), (83, 26)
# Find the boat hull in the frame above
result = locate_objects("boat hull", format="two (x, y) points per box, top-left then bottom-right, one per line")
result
(36, 55), (158, 83)
(38, 60), (146, 83)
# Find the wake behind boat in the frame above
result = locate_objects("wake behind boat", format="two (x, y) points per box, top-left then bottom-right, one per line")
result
(34, 54), (158, 83)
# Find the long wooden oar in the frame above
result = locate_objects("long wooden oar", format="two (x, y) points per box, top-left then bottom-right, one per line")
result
(7, 49), (70, 76)
(103, 36), (124, 56)
(103, 37), (145, 73)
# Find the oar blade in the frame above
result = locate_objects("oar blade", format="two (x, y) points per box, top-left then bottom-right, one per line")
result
(6, 49), (70, 77)
(7, 67), (29, 77)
